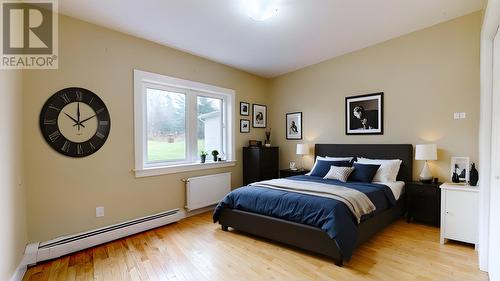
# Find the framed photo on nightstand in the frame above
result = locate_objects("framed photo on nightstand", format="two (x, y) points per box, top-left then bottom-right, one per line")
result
(451, 157), (469, 183)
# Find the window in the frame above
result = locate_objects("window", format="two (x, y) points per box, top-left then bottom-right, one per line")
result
(134, 70), (235, 177)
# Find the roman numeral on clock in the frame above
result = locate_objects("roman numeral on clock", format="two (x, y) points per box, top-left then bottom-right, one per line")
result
(44, 119), (57, 125)
(60, 93), (70, 104)
(48, 131), (61, 142)
(48, 105), (61, 112)
(99, 120), (109, 126)
(96, 131), (105, 139)
(96, 108), (105, 115)
(77, 144), (83, 155)
(61, 141), (71, 153)
(76, 91), (83, 101)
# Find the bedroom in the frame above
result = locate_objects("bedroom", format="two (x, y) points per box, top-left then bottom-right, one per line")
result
(1, 0), (499, 280)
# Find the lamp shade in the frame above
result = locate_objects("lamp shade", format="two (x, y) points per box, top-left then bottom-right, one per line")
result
(296, 144), (309, 155)
(415, 144), (437, 161)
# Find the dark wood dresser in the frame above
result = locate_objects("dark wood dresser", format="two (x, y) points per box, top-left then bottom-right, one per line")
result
(406, 181), (442, 227)
(243, 147), (279, 185)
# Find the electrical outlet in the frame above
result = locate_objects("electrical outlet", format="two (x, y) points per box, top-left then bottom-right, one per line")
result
(459, 112), (466, 119)
(453, 112), (460, 120)
(96, 207), (104, 218)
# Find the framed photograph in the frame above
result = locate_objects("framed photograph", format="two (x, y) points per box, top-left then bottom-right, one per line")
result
(289, 161), (297, 170)
(451, 157), (470, 183)
(286, 112), (302, 140)
(240, 119), (250, 133)
(345, 92), (384, 135)
(252, 104), (267, 128)
(240, 102), (249, 116)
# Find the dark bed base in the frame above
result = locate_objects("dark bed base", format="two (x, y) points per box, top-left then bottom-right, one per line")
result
(218, 196), (405, 266)
(218, 144), (412, 266)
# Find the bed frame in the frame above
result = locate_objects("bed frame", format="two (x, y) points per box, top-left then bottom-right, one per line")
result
(217, 144), (413, 266)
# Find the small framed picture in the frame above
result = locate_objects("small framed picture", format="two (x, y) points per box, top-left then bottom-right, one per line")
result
(345, 92), (383, 135)
(252, 104), (267, 128)
(240, 119), (250, 133)
(240, 102), (249, 116)
(451, 157), (470, 183)
(286, 112), (302, 140)
(289, 161), (297, 170)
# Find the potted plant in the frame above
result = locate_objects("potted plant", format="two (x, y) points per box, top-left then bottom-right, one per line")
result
(265, 128), (271, 147)
(211, 150), (219, 162)
(200, 151), (208, 163)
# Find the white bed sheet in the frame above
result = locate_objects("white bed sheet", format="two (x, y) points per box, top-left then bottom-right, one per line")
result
(373, 181), (405, 201)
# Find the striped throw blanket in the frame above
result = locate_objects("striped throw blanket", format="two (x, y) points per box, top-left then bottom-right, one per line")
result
(250, 178), (376, 223)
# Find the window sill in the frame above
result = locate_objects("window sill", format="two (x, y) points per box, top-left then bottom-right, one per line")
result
(135, 160), (237, 178)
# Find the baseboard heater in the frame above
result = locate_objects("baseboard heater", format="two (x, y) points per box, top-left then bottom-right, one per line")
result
(28, 208), (184, 264)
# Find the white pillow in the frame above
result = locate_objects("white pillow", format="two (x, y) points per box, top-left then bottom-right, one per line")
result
(323, 156), (353, 161)
(356, 158), (402, 182)
(323, 166), (355, 182)
(306, 156), (353, 176)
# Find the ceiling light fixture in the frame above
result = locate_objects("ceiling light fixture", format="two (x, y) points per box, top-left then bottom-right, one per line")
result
(243, 0), (278, 21)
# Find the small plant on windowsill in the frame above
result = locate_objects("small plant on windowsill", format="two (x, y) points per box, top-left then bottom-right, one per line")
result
(200, 151), (208, 163)
(211, 150), (219, 162)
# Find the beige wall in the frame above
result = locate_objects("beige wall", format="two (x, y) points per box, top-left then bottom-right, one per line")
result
(24, 15), (270, 242)
(0, 70), (27, 280)
(269, 12), (481, 181)
(23, 12), (481, 243)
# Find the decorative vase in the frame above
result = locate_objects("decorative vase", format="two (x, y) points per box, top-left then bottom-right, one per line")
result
(200, 155), (206, 163)
(469, 163), (479, 186)
(452, 172), (460, 183)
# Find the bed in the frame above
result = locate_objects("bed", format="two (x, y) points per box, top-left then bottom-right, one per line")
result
(213, 144), (413, 266)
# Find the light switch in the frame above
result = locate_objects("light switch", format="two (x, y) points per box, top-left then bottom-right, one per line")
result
(459, 112), (466, 119)
(454, 113), (460, 120)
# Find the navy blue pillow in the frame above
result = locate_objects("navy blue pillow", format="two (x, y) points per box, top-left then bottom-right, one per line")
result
(309, 160), (351, 177)
(348, 163), (381, 183)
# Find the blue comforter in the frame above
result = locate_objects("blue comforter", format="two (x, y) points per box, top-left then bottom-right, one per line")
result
(213, 175), (397, 260)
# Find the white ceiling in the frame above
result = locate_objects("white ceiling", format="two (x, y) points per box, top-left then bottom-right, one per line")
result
(59, 0), (484, 78)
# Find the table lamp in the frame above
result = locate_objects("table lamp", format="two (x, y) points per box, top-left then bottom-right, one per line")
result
(415, 144), (437, 183)
(296, 143), (309, 171)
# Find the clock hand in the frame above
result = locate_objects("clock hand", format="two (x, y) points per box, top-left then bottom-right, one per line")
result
(65, 112), (86, 128)
(73, 114), (96, 126)
(77, 102), (81, 131)
(63, 112), (80, 125)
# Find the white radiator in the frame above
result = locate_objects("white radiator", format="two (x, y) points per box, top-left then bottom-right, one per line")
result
(185, 172), (231, 211)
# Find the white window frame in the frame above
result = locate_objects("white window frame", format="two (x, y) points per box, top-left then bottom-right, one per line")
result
(134, 69), (235, 177)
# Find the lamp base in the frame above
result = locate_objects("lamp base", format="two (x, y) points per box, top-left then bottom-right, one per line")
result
(419, 161), (433, 184)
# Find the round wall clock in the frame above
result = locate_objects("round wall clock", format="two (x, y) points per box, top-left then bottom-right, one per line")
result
(39, 87), (111, 157)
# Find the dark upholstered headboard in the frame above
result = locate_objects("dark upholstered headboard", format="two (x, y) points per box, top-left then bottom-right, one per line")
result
(314, 144), (413, 182)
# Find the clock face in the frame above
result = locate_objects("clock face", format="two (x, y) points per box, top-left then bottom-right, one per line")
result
(39, 87), (110, 157)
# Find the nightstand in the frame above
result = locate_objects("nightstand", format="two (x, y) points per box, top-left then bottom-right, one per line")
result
(279, 169), (310, 178)
(440, 183), (479, 248)
(406, 181), (442, 227)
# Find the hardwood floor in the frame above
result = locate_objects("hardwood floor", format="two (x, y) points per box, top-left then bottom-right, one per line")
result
(22, 212), (488, 281)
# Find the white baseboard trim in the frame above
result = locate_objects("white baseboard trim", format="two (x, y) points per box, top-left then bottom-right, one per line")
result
(184, 205), (216, 218)
(10, 263), (27, 281)
(9, 242), (39, 281)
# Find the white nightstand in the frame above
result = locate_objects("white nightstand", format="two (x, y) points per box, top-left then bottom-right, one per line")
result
(440, 183), (479, 249)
